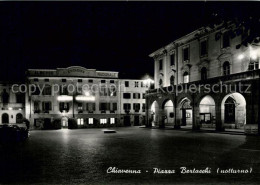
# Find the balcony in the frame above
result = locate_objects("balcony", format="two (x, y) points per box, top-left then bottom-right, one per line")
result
(146, 69), (260, 96)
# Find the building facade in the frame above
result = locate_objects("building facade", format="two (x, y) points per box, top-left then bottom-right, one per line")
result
(0, 82), (25, 124)
(24, 66), (149, 129)
(146, 21), (260, 135)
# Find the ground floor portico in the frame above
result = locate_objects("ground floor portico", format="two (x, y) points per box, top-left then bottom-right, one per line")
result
(146, 77), (260, 135)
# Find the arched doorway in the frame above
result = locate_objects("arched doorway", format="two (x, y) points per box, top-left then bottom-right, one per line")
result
(16, 113), (23, 123)
(61, 117), (68, 128)
(2, 113), (9, 124)
(150, 101), (159, 127)
(162, 100), (174, 127)
(199, 95), (216, 128)
(221, 93), (246, 130)
(179, 98), (192, 126)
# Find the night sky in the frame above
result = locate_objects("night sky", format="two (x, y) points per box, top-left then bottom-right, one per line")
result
(0, 2), (259, 81)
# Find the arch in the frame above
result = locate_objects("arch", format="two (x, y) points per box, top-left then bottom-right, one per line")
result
(162, 99), (174, 126)
(16, 113), (23, 123)
(199, 95), (216, 128)
(201, 67), (207, 80)
(2, 113), (9, 124)
(178, 97), (192, 126)
(223, 61), (230, 75)
(150, 101), (159, 127)
(221, 92), (246, 129)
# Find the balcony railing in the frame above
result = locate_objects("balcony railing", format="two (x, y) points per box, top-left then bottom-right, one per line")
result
(146, 69), (260, 95)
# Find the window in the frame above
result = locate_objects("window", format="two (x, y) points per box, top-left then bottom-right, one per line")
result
(125, 81), (129, 87)
(133, 103), (140, 112)
(60, 102), (69, 112)
(183, 47), (189, 61)
(60, 86), (69, 95)
(62, 79), (67, 83)
(1, 89), (9, 103)
(100, 119), (107, 124)
(111, 103), (117, 112)
(142, 103), (146, 112)
(110, 80), (115, 84)
(88, 79), (93, 83)
(42, 102), (52, 111)
(34, 101), (40, 113)
(201, 67), (207, 80)
(141, 82), (144, 87)
(88, 118), (94, 124)
(248, 58), (259, 71)
(99, 103), (109, 111)
(133, 93), (141, 99)
(170, 54), (175, 66)
(78, 103), (83, 111)
(135, 81), (139, 87)
(101, 80), (106, 83)
(170, 75), (175, 86)
(142, 93), (146, 99)
(123, 93), (131, 99)
(16, 113), (23, 123)
(31, 86), (40, 95)
(77, 118), (84, 125)
(109, 86), (117, 96)
(44, 79), (49, 82)
(100, 86), (108, 96)
(159, 59), (163, 70)
(78, 79), (82, 83)
(42, 85), (52, 95)
(123, 103), (131, 111)
(159, 79), (163, 86)
(223, 61), (230, 75)
(200, 40), (207, 56)
(16, 93), (24, 103)
(183, 72), (189, 83)
(222, 32), (230, 48)
(34, 78), (39, 82)
(86, 103), (96, 112)
(110, 118), (115, 124)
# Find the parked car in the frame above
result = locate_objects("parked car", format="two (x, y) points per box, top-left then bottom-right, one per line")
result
(0, 124), (29, 142)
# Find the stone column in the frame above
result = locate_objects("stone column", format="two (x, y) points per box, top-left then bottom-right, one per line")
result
(215, 104), (225, 132)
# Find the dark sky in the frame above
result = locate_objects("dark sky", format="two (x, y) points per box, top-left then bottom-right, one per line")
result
(0, 2), (259, 81)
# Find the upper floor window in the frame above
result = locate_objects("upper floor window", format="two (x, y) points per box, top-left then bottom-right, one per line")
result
(170, 54), (175, 66)
(1, 89), (9, 104)
(201, 67), (207, 80)
(183, 47), (189, 61)
(159, 59), (163, 70)
(16, 93), (25, 103)
(42, 101), (52, 111)
(248, 57), (259, 71)
(222, 32), (230, 48)
(135, 81), (139, 87)
(78, 79), (82, 83)
(101, 80), (106, 84)
(183, 72), (189, 83)
(110, 80), (115, 84)
(60, 86), (69, 95)
(42, 85), (52, 95)
(60, 102), (69, 112)
(62, 79), (67, 83)
(223, 61), (230, 75)
(123, 93), (131, 99)
(125, 81), (129, 87)
(159, 79), (163, 87)
(200, 40), (208, 56)
(133, 103), (140, 112)
(170, 75), (175, 86)
(88, 79), (93, 83)
(123, 103), (131, 111)
(33, 78), (39, 82)
(133, 93), (141, 99)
